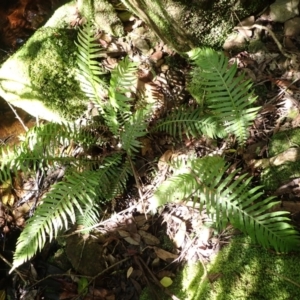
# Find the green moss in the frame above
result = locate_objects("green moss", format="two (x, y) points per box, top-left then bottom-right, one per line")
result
(78, 0), (124, 37)
(142, 235), (300, 299)
(19, 27), (86, 120)
(261, 163), (300, 191)
(201, 235), (300, 300)
(269, 128), (300, 157)
(259, 128), (300, 190)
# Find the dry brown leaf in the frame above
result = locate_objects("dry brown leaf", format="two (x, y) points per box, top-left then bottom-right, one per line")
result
(158, 150), (173, 170)
(140, 138), (154, 157)
(118, 230), (140, 245)
(156, 270), (175, 280)
(134, 215), (150, 228)
(138, 230), (160, 245)
(127, 267), (133, 278)
(153, 247), (178, 262)
(130, 278), (142, 294)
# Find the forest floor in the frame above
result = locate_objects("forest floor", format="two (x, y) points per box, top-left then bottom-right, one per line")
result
(2, 1), (300, 300)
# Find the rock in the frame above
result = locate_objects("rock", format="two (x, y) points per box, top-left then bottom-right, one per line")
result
(77, 0), (124, 37)
(0, 24), (86, 122)
(0, 0), (128, 122)
(121, 0), (271, 52)
(223, 32), (247, 51)
(284, 16), (300, 36)
(268, 0), (299, 23)
(65, 234), (106, 277)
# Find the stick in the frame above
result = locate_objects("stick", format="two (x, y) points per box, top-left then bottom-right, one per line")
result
(234, 24), (294, 59)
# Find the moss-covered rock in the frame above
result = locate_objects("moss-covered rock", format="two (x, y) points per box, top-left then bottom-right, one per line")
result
(77, 0), (124, 36)
(121, 0), (273, 52)
(0, 25), (86, 122)
(141, 235), (300, 299)
(0, 1), (91, 122)
(0, 0), (126, 122)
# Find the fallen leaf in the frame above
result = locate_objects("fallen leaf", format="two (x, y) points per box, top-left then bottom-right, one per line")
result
(153, 247), (178, 262)
(138, 230), (160, 245)
(118, 230), (141, 245)
(127, 267), (133, 278)
(158, 150), (173, 170)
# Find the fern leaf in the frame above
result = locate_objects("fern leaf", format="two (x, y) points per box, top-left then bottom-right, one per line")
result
(187, 48), (260, 144)
(10, 153), (123, 271)
(155, 106), (226, 139)
(75, 21), (108, 106)
(108, 56), (138, 112)
(151, 156), (300, 252)
(120, 108), (149, 155)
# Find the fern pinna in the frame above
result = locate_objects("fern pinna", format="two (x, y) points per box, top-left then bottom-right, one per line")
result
(151, 156), (300, 252)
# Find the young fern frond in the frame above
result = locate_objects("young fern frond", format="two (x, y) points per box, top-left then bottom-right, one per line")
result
(188, 48), (260, 144)
(75, 21), (108, 106)
(11, 153), (124, 271)
(151, 156), (300, 252)
(108, 56), (138, 112)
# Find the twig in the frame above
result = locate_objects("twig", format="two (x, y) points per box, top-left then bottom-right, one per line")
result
(128, 155), (145, 206)
(0, 252), (27, 284)
(6, 101), (28, 131)
(90, 257), (130, 281)
(234, 24), (294, 59)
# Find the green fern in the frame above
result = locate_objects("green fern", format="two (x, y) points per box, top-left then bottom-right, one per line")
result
(151, 156), (300, 252)
(0, 122), (97, 183)
(154, 105), (226, 139)
(108, 56), (138, 112)
(75, 20), (108, 106)
(187, 48), (260, 144)
(11, 153), (123, 271)
(121, 108), (150, 155)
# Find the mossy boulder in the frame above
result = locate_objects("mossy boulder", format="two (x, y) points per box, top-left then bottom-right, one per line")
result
(77, 0), (124, 36)
(0, 25), (85, 122)
(141, 235), (300, 299)
(121, 0), (273, 52)
(0, 0), (125, 122)
(0, 2), (86, 122)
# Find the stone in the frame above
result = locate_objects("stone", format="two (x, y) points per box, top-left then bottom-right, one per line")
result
(0, 1), (87, 122)
(269, 0), (299, 23)
(284, 16), (300, 36)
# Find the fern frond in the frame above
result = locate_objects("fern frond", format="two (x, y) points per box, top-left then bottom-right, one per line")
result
(151, 156), (300, 252)
(120, 108), (149, 155)
(187, 48), (260, 144)
(11, 153), (123, 271)
(154, 106), (226, 139)
(76, 202), (100, 230)
(108, 56), (138, 112)
(0, 122), (100, 187)
(75, 21), (108, 106)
